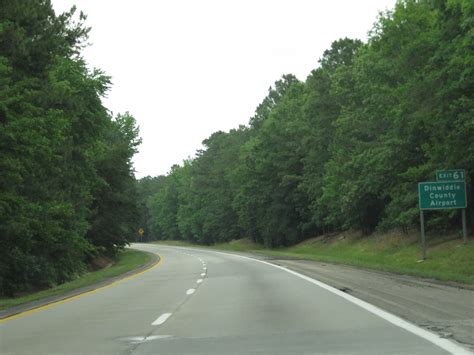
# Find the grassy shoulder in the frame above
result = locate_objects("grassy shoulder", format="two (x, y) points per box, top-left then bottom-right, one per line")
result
(152, 232), (474, 284)
(0, 249), (153, 311)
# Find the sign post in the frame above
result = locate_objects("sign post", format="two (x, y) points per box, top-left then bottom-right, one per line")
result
(462, 209), (467, 244)
(420, 210), (426, 260)
(435, 170), (468, 244)
(418, 178), (468, 259)
(418, 170), (469, 259)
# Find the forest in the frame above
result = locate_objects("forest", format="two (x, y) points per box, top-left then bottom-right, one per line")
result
(137, 0), (473, 247)
(0, 1), (140, 295)
(1, 0), (472, 296)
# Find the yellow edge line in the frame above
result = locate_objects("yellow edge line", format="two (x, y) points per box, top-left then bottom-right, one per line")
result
(0, 253), (163, 324)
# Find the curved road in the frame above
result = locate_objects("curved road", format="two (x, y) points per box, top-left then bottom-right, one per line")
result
(0, 243), (471, 354)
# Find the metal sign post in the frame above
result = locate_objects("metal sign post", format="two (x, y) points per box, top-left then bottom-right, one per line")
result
(462, 209), (467, 244)
(420, 210), (426, 260)
(418, 170), (469, 259)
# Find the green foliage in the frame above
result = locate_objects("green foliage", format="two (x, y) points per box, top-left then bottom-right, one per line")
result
(0, 249), (152, 310)
(86, 113), (141, 255)
(0, 1), (140, 295)
(146, 127), (251, 244)
(139, 0), (473, 248)
(236, 81), (314, 246)
(135, 175), (166, 241)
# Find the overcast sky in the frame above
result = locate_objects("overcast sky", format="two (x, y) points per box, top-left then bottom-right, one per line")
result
(51, 0), (396, 178)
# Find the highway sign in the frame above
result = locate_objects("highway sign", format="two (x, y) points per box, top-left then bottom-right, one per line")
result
(418, 181), (467, 210)
(436, 169), (465, 182)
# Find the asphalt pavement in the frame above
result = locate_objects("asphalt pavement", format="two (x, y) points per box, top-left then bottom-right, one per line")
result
(0, 243), (471, 354)
(267, 257), (474, 349)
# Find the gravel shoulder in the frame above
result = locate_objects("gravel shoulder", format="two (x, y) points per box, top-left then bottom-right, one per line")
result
(260, 256), (474, 350)
(150, 243), (474, 350)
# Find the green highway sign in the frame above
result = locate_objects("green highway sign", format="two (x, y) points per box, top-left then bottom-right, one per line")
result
(436, 169), (465, 182)
(418, 181), (467, 210)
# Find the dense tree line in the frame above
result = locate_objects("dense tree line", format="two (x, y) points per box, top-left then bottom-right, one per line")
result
(0, 0), (140, 295)
(139, 0), (473, 247)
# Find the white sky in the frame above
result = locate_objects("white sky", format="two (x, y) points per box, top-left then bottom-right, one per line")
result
(51, 0), (396, 178)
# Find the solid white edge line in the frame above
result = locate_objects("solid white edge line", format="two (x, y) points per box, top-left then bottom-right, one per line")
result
(152, 312), (172, 326)
(186, 288), (195, 295)
(170, 246), (472, 355)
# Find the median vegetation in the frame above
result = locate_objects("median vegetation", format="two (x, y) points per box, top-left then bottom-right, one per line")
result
(0, 249), (153, 311)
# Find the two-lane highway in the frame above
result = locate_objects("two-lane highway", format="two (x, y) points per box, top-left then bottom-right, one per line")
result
(0, 243), (471, 354)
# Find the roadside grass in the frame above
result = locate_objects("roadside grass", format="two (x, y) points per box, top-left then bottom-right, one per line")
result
(0, 249), (153, 311)
(152, 233), (474, 284)
(151, 240), (197, 247)
(258, 237), (474, 284)
(212, 239), (265, 252)
(151, 238), (264, 252)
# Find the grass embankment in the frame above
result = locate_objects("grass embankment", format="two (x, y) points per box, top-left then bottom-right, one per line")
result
(153, 232), (474, 284)
(0, 249), (153, 311)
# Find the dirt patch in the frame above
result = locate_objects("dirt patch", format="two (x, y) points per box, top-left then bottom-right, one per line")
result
(294, 230), (363, 247)
(369, 230), (466, 251)
(229, 238), (259, 247)
(296, 229), (465, 251)
(90, 256), (113, 270)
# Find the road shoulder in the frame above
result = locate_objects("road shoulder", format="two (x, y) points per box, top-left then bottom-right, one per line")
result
(0, 250), (159, 321)
(260, 255), (474, 350)
(159, 244), (474, 351)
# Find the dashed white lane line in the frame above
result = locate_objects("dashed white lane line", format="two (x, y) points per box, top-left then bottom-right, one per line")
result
(201, 273), (206, 277)
(186, 288), (196, 295)
(152, 313), (172, 326)
(203, 267), (207, 271)
(161, 245), (472, 355)
(197, 279), (203, 284)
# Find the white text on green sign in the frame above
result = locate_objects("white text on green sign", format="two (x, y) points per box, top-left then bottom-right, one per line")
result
(418, 182), (467, 210)
(435, 169), (465, 182)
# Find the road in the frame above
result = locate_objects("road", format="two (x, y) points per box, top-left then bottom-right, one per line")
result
(268, 257), (474, 349)
(0, 243), (471, 354)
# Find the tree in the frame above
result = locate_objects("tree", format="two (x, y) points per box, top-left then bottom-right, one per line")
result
(140, 0), (473, 248)
(86, 112), (142, 255)
(235, 79), (313, 246)
(136, 175), (166, 241)
(0, 1), (141, 295)
(300, 38), (363, 232)
(0, 0), (98, 294)
(249, 74), (299, 129)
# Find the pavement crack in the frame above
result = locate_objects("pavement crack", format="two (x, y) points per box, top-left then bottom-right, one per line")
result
(338, 286), (352, 293)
